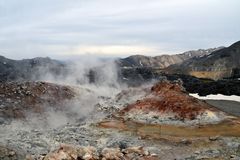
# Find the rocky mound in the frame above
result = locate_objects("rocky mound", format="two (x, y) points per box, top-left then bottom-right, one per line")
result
(119, 81), (227, 125)
(0, 81), (75, 123)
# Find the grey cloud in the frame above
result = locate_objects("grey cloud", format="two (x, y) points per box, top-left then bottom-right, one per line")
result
(0, 0), (240, 59)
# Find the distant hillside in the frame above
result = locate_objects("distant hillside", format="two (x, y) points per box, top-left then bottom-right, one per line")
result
(166, 41), (240, 80)
(1, 41), (238, 83)
(116, 47), (222, 68)
(0, 56), (66, 82)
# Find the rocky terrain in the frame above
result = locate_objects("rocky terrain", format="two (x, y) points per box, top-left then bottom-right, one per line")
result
(42, 144), (158, 160)
(1, 80), (240, 159)
(166, 41), (240, 80)
(0, 81), (75, 125)
(99, 81), (240, 159)
(118, 81), (228, 126)
(1, 42), (240, 160)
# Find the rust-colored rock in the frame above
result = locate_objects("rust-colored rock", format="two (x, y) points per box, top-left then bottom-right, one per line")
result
(119, 81), (226, 124)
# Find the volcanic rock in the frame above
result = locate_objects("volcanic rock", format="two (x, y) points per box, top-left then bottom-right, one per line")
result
(119, 81), (228, 125)
(0, 81), (75, 123)
(0, 145), (25, 160)
(41, 144), (158, 160)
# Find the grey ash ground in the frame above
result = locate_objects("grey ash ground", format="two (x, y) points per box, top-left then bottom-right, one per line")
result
(0, 81), (240, 160)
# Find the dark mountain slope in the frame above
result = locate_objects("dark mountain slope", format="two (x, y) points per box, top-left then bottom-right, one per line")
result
(0, 56), (66, 82)
(166, 41), (240, 80)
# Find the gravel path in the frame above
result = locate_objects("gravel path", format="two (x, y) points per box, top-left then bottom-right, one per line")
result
(206, 100), (240, 117)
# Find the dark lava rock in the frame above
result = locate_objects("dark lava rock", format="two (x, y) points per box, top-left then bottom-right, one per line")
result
(118, 66), (240, 96)
(0, 146), (25, 160)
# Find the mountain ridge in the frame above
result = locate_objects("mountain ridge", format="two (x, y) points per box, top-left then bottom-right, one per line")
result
(166, 41), (240, 79)
(0, 55), (66, 82)
(117, 47), (223, 68)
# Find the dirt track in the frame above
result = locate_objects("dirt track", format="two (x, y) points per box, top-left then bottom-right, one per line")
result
(206, 100), (240, 117)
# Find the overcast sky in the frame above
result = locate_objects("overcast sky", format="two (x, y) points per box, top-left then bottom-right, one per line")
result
(0, 0), (239, 60)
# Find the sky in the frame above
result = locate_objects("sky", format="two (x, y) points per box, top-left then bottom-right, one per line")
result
(0, 0), (239, 60)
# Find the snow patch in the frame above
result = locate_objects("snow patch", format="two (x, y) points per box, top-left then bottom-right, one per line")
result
(207, 54), (213, 58)
(190, 94), (240, 102)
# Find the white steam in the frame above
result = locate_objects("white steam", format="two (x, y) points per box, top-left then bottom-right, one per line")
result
(33, 57), (121, 88)
(12, 58), (126, 129)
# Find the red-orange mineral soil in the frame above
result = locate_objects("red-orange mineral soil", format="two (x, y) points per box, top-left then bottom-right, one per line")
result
(119, 81), (228, 125)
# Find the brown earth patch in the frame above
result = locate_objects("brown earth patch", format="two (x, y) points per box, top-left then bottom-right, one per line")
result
(0, 81), (75, 119)
(189, 71), (231, 80)
(98, 118), (240, 138)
